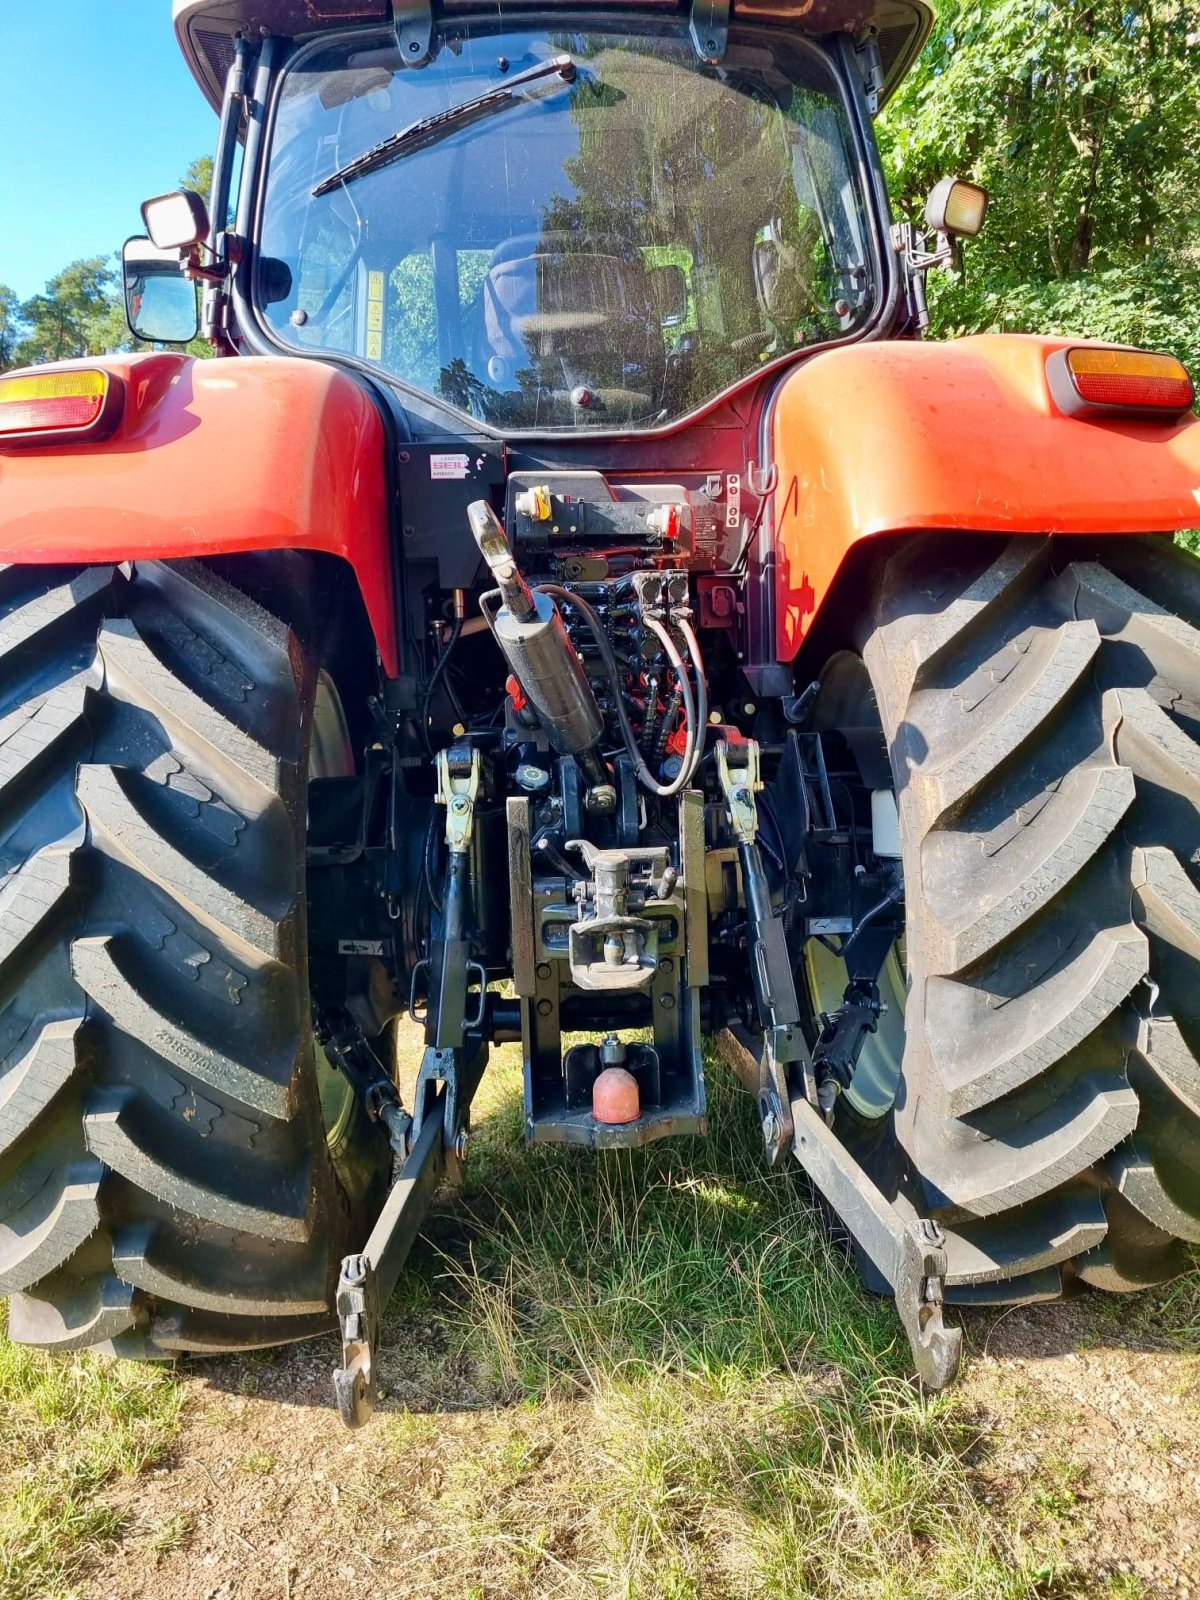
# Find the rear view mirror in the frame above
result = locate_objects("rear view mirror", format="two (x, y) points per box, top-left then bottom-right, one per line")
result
(141, 189), (210, 251)
(123, 237), (201, 345)
(925, 177), (989, 239)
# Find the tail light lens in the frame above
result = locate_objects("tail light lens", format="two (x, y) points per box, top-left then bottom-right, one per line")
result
(1048, 347), (1195, 419)
(0, 369), (123, 447)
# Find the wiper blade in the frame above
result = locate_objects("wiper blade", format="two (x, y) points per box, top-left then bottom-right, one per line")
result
(313, 54), (576, 197)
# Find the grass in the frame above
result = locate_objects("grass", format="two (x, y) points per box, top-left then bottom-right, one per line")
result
(2, 1038), (1199, 1597)
(379, 1046), (1088, 1599)
(0, 1303), (183, 1600)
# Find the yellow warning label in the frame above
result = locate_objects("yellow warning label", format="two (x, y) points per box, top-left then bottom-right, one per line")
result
(368, 271), (385, 301)
(367, 300), (384, 331)
(366, 330), (383, 361)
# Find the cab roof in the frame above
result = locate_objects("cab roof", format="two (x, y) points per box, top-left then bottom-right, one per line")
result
(174, 0), (932, 113)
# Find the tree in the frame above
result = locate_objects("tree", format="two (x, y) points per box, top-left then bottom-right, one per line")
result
(182, 155), (214, 203)
(878, 0), (1200, 373)
(0, 285), (23, 372)
(14, 257), (118, 366)
(5, 151), (220, 369)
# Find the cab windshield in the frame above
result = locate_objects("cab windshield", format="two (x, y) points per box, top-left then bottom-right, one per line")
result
(259, 26), (876, 432)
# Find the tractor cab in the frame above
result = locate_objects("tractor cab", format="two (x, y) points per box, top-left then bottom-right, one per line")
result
(161, 0), (932, 436)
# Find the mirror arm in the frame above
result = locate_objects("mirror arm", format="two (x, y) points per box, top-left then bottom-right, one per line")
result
(183, 236), (240, 287)
(891, 222), (955, 334)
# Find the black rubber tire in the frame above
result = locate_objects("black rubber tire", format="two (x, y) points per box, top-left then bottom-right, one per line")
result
(852, 533), (1200, 1303)
(0, 559), (387, 1354)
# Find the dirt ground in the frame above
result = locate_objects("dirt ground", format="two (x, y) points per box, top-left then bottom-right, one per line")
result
(46, 1031), (1200, 1600)
(78, 1282), (1200, 1600)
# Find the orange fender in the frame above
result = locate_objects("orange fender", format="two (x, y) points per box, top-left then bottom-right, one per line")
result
(0, 352), (398, 675)
(772, 333), (1200, 660)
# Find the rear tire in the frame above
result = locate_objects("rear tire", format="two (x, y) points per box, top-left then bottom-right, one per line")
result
(845, 534), (1200, 1302)
(0, 560), (388, 1355)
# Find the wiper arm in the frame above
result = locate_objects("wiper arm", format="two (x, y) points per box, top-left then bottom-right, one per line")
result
(313, 54), (576, 197)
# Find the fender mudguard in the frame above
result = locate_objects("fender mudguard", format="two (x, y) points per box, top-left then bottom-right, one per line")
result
(0, 352), (398, 675)
(772, 332), (1200, 659)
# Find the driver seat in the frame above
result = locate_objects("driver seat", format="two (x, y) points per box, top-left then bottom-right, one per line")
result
(479, 232), (666, 418)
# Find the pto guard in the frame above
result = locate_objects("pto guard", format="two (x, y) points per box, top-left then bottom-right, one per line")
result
(772, 332), (1200, 658)
(0, 352), (397, 675)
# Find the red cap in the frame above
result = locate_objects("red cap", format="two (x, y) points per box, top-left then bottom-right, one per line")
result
(593, 1067), (640, 1125)
(505, 673), (528, 712)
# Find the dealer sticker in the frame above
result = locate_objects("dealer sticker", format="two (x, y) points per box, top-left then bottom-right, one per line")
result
(430, 453), (471, 481)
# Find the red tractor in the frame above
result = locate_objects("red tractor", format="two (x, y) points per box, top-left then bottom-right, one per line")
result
(1, 0), (1198, 1425)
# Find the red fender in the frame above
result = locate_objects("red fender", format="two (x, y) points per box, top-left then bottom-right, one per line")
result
(0, 352), (398, 675)
(772, 333), (1200, 659)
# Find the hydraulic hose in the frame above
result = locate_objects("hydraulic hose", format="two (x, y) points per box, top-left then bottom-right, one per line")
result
(420, 615), (463, 753)
(535, 584), (699, 800)
(642, 614), (697, 792)
(674, 614), (708, 786)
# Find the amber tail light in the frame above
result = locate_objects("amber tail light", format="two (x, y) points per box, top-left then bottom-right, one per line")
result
(1048, 347), (1195, 419)
(0, 369), (124, 448)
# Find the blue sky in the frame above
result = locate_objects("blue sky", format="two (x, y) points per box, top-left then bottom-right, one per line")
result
(0, 2), (219, 300)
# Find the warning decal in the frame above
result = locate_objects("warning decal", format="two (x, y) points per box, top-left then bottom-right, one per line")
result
(366, 270), (385, 361)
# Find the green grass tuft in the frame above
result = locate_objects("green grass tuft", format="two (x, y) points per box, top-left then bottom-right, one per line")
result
(0, 1304), (183, 1600)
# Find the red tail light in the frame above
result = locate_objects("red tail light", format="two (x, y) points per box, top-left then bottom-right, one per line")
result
(1049, 347), (1195, 419)
(0, 369), (123, 446)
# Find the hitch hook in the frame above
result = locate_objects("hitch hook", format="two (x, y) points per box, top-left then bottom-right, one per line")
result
(894, 1218), (963, 1392)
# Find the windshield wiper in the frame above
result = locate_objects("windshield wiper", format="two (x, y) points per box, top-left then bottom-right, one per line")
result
(313, 54), (576, 197)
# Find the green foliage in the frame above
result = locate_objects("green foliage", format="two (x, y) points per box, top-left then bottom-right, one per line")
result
(10, 257), (123, 368)
(0, 284), (21, 371)
(879, 0), (1200, 367)
(181, 154), (214, 201)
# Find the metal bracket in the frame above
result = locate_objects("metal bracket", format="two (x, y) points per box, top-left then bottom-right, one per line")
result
(757, 1025), (797, 1167)
(394, 0), (433, 67)
(891, 220), (957, 333)
(411, 1028), (490, 1170)
(715, 738), (762, 846)
(853, 28), (885, 115)
(436, 746), (481, 854)
(689, 0), (730, 64)
(409, 956), (487, 1033)
(788, 1090), (962, 1390)
(319, 1021), (412, 1167)
(332, 1091), (448, 1428)
(894, 1217), (961, 1392)
(332, 1252), (380, 1432)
